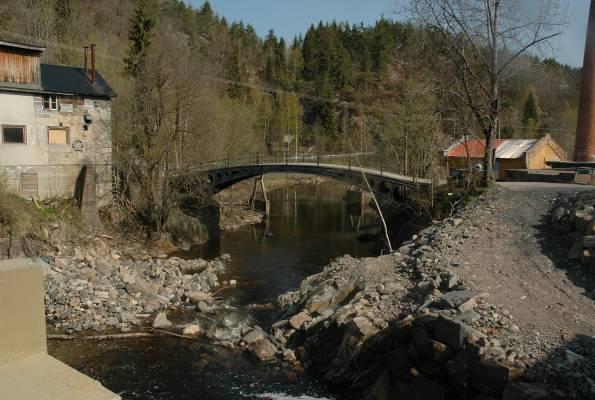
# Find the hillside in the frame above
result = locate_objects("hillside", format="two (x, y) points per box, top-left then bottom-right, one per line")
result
(0, 0), (582, 165)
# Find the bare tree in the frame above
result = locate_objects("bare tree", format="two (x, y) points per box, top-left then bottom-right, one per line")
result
(403, 0), (569, 185)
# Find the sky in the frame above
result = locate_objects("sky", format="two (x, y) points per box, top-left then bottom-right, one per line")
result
(188, 0), (590, 68)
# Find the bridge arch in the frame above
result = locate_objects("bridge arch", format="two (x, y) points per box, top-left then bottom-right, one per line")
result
(191, 163), (431, 208)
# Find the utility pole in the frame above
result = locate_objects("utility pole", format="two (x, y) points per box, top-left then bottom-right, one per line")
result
(360, 109), (364, 154)
(295, 115), (299, 160)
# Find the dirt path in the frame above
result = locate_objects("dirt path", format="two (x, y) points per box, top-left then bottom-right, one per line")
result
(451, 182), (595, 342)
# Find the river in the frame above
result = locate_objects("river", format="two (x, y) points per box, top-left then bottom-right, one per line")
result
(48, 182), (381, 400)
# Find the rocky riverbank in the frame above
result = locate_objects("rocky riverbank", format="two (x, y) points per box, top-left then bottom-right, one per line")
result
(43, 251), (230, 334)
(248, 185), (595, 400)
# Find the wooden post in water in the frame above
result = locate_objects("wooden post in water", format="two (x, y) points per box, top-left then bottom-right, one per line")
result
(248, 175), (270, 215)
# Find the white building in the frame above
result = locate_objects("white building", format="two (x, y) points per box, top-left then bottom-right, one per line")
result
(0, 39), (115, 203)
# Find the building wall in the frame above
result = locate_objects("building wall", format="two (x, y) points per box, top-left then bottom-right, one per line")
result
(526, 137), (565, 170)
(0, 91), (112, 203)
(496, 158), (526, 180)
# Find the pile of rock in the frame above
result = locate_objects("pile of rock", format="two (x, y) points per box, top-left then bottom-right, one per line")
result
(43, 254), (229, 334)
(551, 191), (595, 267)
(268, 254), (534, 399)
(265, 191), (595, 399)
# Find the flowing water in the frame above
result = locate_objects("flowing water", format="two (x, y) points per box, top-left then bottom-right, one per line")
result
(49, 183), (380, 400)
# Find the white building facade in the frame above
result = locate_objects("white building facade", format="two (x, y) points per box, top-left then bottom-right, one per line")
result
(0, 40), (115, 203)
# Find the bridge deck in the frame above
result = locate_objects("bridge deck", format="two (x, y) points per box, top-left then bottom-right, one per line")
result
(222, 162), (432, 186)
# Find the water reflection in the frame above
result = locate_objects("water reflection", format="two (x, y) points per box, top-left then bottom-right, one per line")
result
(184, 183), (380, 314)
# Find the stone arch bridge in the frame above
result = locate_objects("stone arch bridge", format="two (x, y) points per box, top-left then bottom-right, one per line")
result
(182, 153), (433, 208)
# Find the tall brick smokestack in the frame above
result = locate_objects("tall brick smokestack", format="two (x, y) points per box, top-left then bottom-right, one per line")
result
(575, 0), (595, 161)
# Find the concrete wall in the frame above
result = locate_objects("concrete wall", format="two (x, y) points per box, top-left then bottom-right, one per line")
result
(505, 169), (576, 183)
(0, 259), (47, 364)
(0, 91), (112, 202)
(0, 259), (119, 399)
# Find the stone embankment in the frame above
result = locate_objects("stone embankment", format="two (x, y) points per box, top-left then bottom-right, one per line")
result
(255, 187), (595, 400)
(43, 252), (230, 334)
(551, 191), (595, 267)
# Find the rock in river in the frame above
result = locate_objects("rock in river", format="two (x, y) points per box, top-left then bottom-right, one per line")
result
(247, 338), (278, 362)
(153, 312), (173, 329)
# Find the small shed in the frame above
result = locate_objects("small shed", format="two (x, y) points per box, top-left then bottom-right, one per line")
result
(444, 135), (567, 180)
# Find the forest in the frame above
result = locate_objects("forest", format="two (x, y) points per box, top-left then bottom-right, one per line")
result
(0, 0), (583, 227)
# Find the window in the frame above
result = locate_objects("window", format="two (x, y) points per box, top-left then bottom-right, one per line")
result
(43, 95), (58, 110)
(48, 128), (69, 145)
(2, 126), (26, 144)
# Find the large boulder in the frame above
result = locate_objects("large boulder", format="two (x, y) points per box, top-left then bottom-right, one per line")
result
(182, 324), (201, 336)
(185, 291), (212, 304)
(289, 311), (312, 330)
(247, 338), (277, 362)
(430, 316), (485, 351)
(573, 210), (593, 232)
(152, 312), (172, 329)
(348, 316), (380, 342)
(127, 276), (160, 297)
(242, 330), (265, 344)
(472, 360), (522, 397)
(439, 290), (475, 309)
(304, 280), (357, 313)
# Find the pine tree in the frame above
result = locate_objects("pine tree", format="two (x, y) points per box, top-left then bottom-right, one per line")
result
(302, 25), (318, 81)
(226, 45), (245, 99)
(274, 38), (287, 86)
(317, 74), (337, 142)
(522, 91), (540, 138)
(124, 4), (155, 78)
(200, 1), (213, 19)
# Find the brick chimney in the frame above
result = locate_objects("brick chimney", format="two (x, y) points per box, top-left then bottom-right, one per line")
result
(83, 44), (96, 83)
(90, 44), (96, 83)
(575, 0), (595, 162)
(84, 46), (89, 78)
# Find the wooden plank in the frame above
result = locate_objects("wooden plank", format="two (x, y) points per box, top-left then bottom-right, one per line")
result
(0, 47), (40, 84)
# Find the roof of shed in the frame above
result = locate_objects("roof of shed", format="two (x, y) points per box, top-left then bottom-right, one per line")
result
(445, 139), (506, 158)
(495, 139), (538, 159)
(0, 39), (46, 52)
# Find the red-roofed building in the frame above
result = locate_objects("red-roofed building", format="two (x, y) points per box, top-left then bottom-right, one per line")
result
(444, 135), (567, 180)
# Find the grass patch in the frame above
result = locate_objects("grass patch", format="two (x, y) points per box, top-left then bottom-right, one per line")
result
(0, 173), (81, 238)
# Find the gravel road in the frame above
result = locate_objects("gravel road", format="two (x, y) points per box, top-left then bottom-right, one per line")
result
(453, 182), (595, 342)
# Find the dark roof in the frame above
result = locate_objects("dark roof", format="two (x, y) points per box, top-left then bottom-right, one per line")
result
(0, 39), (46, 52)
(40, 64), (116, 98)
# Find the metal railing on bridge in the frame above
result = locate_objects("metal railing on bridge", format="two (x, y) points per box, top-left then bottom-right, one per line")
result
(193, 151), (429, 181)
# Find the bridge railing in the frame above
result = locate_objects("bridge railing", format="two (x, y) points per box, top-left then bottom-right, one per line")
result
(195, 151), (419, 179)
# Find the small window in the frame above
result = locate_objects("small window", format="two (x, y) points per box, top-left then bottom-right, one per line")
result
(2, 126), (26, 144)
(43, 95), (58, 110)
(48, 128), (69, 145)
